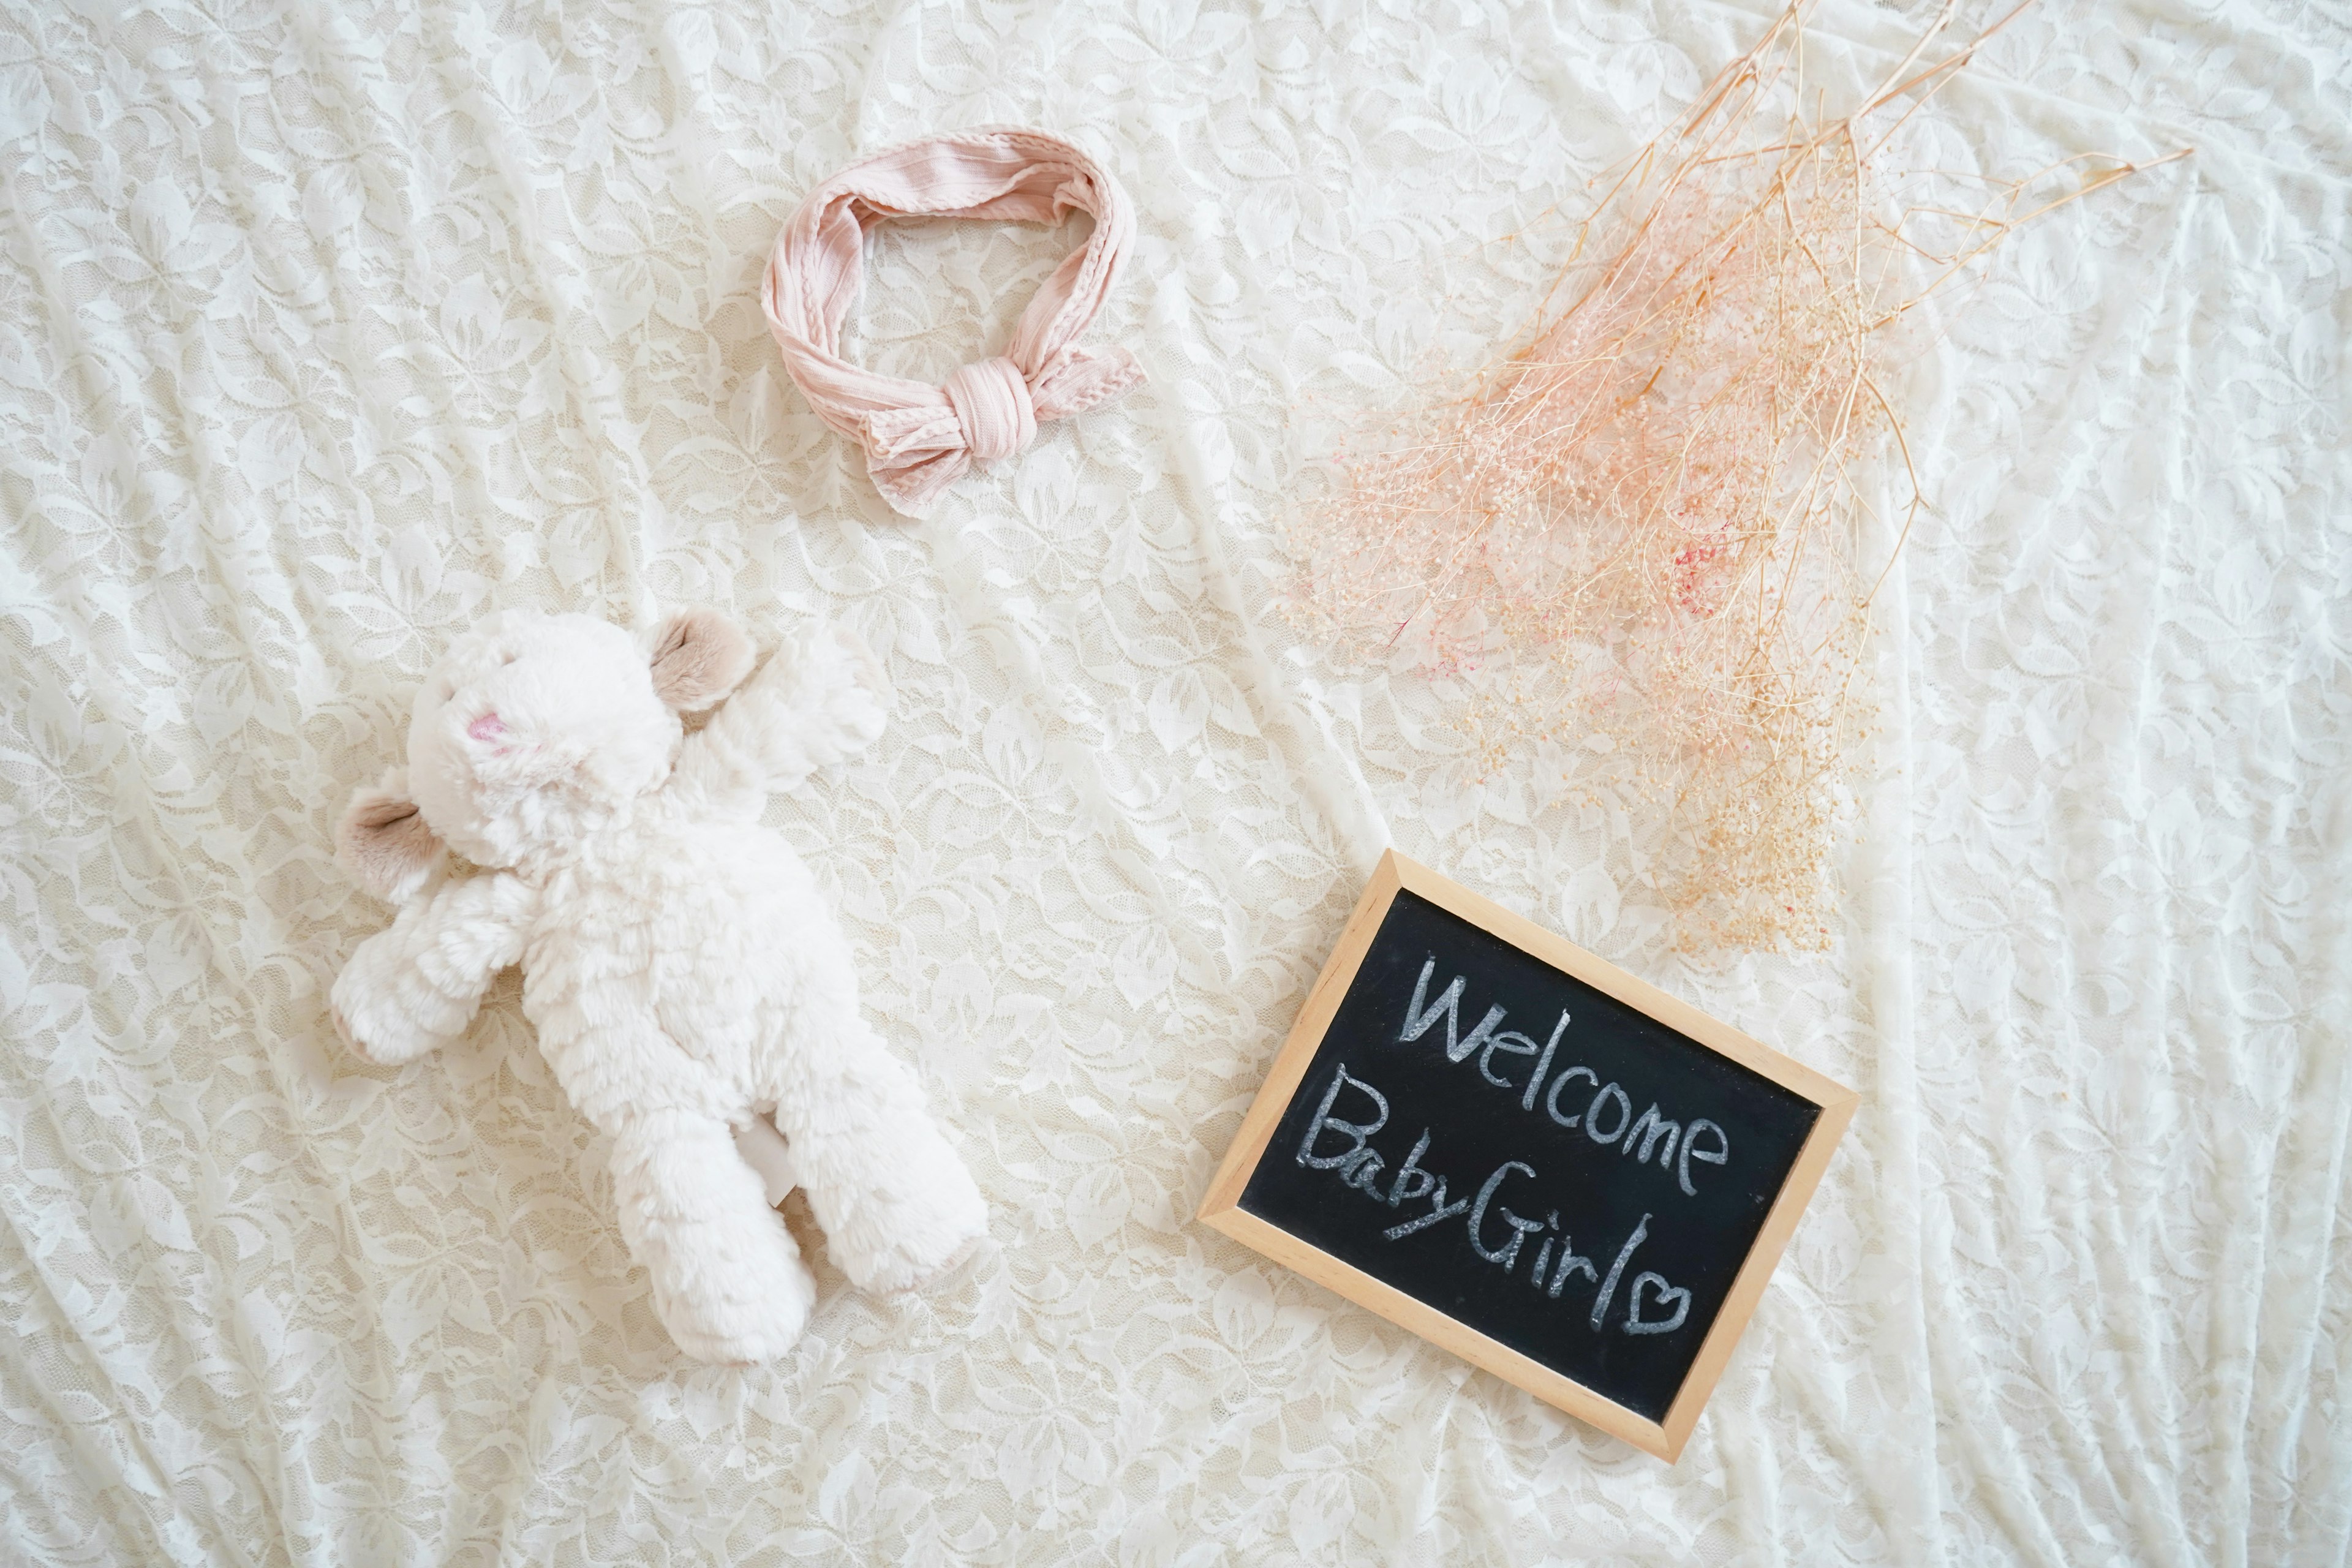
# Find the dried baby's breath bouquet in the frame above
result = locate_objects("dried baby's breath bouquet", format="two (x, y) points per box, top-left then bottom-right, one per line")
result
(1288, 1), (2183, 951)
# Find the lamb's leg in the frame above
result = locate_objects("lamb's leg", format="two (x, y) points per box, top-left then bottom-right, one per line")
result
(773, 1025), (988, 1297)
(332, 872), (537, 1066)
(606, 1107), (817, 1363)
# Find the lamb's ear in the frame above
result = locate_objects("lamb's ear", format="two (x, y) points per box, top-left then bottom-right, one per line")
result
(649, 607), (755, 712)
(336, 769), (446, 903)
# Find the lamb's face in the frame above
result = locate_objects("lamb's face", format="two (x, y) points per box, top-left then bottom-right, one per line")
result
(333, 605), (754, 902)
(405, 609), (685, 867)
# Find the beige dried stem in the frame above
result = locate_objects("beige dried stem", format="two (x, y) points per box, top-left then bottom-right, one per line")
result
(1286, 0), (2187, 952)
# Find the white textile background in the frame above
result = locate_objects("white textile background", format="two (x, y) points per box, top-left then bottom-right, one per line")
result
(0, 0), (2345, 1562)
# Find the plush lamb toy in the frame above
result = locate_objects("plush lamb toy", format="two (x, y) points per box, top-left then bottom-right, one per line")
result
(329, 605), (986, 1363)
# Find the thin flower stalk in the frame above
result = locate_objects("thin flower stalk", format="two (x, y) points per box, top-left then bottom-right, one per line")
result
(1287, 0), (2185, 952)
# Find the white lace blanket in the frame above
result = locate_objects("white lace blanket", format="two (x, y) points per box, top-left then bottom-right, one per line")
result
(1, 1), (2342, 1562)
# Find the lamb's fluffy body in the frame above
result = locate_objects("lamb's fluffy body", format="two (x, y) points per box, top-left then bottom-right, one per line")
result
(330, 606), (985, 1363)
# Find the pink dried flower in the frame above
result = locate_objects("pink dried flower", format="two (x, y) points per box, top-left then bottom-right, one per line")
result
(1287, 0), (2185, 952)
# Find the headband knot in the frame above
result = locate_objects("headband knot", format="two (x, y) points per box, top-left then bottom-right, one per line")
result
(943, 356), (1036, 469)
(763, 128), (1145, 519)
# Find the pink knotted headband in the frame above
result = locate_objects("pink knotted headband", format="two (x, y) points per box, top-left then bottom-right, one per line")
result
(762, 128), (1145, 519)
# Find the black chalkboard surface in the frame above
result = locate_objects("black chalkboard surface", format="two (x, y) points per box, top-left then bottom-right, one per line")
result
(1198, 852), (1855, 1461)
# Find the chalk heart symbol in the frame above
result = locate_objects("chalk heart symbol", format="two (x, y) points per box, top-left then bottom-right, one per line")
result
(1626, 1272), (1691, 1336)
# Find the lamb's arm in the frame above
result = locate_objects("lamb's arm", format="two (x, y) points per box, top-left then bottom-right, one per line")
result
(668, 624), (888, 819)
(331, 872), (539, 1066)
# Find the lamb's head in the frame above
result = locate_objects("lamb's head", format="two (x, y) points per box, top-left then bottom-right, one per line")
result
(335, 606), (754, 898)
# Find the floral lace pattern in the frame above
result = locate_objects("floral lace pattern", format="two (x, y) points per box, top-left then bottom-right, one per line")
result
(0, 0), (2343, 1562)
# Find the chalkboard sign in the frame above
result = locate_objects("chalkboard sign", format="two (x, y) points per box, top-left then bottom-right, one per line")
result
(1197, 851), (1855, 1461)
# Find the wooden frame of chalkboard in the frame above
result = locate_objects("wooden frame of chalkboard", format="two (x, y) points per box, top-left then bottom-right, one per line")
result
(1196, 850), (1856, 1463)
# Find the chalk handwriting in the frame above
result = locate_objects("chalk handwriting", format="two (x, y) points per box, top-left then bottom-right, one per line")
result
(1520, 1012), (1568, 1112)
(1294, 1068), (1473, 1238)
(1625, 1272), (1692, 1335)
(1382, 1131), (1471, 1239)
(1399, 965), (1505, 1064)
(1296, 1063), (1693, 1338)
(1591, 1213), (1649, 1331)
(1296, 1066), (1387, 1174)
(1544, 1216), (1599, 1299)
(1677, 1120), (1729, 1197)
(1468, 1161), (1544, 1268)
(1585, 1082), (1632, 1145)
(1399, 958), (1733, 1198)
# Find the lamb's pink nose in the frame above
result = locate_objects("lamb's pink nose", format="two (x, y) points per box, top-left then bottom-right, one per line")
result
(467, 713), (507, 742)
